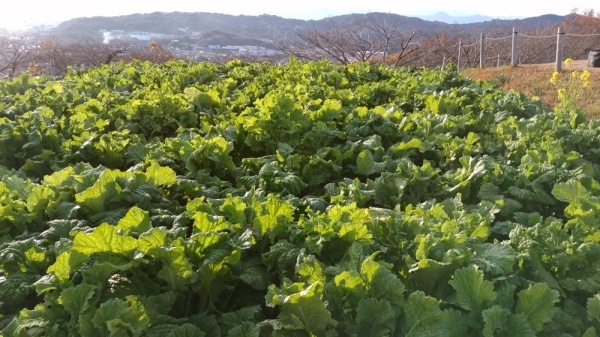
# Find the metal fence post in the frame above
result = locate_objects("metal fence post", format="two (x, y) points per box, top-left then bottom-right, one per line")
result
(457, 39), (462, 72)
(511, 28), (518, 67)
(497, 54), (501, 67)
(480, 33), (484, 68)
(555, 27), (564, 71)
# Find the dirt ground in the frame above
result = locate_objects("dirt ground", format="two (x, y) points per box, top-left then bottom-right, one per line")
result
(462, 59), (600, 118)
(523, 59), (600, 72)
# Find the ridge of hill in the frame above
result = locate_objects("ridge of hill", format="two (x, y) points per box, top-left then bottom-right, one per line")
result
(52, 11), (569, 45)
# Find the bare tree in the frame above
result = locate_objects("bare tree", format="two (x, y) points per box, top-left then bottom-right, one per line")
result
(123, 41), (175, 64)
(284, 14), (420, 66)
(27, 37), (131, 76)
(0, 34), (36, 78)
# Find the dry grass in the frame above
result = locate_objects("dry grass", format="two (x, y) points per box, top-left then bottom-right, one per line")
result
(462, 60), (600, 119)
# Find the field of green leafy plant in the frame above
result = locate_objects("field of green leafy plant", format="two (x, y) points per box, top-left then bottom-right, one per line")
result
(2, 59), (600, 336)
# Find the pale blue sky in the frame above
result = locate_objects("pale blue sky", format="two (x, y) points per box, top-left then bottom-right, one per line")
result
(1, 0), (597, 29)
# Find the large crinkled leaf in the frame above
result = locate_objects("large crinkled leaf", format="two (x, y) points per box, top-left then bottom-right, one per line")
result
(117, 206), (151, 233)
(482, 306), (511, 337)
(193, 211), (231, 233)
(47, 251), (88, 282)
(588, 294), (600, 323)
(552, 180), (591, 206)
(482, 306), (536, 337)
(472, 243), (516, 276)
(442, 308), (470, 337)
(72, 223), (138, 256)
(253, 195), (295, 242)
(515, 283), (559, 332)
(225, 321), (260, 337)
(155, 241), (197, 290)
(356, 298), (397, 337)
(59, 282), (97, 318)
(449, 265), (497, 313)
(145, 161), (177, 186)
(92, 298), (147, 337)
(165, 323), (206, 337)
(126, 291), (176, 323)
(361, 259), (405, 308)
(75, 168), (129, 213)
(268, 282), (336, 334)
(221, 305), (262, 331)
(138, 227), (168, 253)
(402, 291), (448, 337)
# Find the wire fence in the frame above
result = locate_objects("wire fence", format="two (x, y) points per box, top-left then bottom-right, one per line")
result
(450, 27), (600, 71)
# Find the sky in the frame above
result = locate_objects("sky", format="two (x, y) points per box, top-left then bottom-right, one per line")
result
(0, 0), (598, 30)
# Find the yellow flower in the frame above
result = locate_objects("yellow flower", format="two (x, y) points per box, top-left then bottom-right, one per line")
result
(581, 70), (591, 82)
(550, 71), (559, 84)
(578, 71), (591, 88)
(571, 71), (579, 78)
(564, 58), (573, 67)
(557, 88), (566, 99)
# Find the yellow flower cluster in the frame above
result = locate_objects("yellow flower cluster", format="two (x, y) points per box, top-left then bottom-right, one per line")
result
(564, 57), (573, 67)
(581, 70), (591, 88)
(550, 71), (559, 84)
(549, 57), (591, 124)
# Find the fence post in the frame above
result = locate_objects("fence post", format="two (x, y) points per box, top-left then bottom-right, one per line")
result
(511, 28), (518, 67)
(480, 33), (484, 68)
(555, 27), (564, 71)
(441, 56), (446, 71)
(457, 39), (462, 72)
(497, 54), (501, 67)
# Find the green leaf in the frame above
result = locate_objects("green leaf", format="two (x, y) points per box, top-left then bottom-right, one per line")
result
(472, 243), (516, 276)
(482, 306), (536, 337)
(583, 327), (599, 337)
(515, 283), (559, 332)
(117, 206), (151, 233)
(357, 149), (375, 175)
(72, 223), (138, 256)
(47, 251), (88, 282)
(482, 306), (511, 337)
(356, 298), (397, 337)
(145, 161), (177, 186)
(588, 294), (600, 323)
(166, 323), (206, 337)
(59, 282), (97, 318)
(271, 282), (336, 334)
(232, 260), (271, 290)
(402, 291), (447, 337)
(155, 241), (196, 290)
(92, 298), (147, 337)
(552, 180), (591, 206)
(442, 309), (470, 337)
(449, 265), (497, 313)
(225, 321), (260, 337)
(396, 138), (425, 151)
(253, 195), (295, 242)
(138, 227), (168, 253)
(222, 306), (261, 331)
(75, 168), (129, 213)
(361, 259), (405, 307)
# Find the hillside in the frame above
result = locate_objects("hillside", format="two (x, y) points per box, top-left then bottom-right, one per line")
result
(52, 11), (569, 46)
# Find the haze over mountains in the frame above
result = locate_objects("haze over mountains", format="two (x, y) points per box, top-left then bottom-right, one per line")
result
(417, 12), (520, 24)
(46, 11), (568, 48)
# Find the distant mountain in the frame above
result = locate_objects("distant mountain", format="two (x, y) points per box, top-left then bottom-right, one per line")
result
(51, 11), (569, 46)
(417, 12), (518, 24)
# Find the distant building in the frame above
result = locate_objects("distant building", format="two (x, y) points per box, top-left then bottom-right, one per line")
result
(129, 32), (151, 41)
